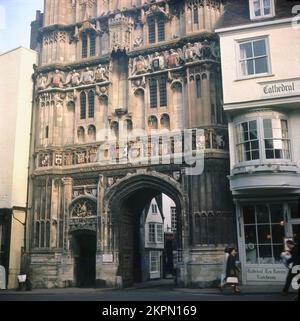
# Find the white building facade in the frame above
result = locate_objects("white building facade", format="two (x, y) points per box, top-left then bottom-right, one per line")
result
(144, 198), (164, 280)
(0, 47), (37, 289)
(216, 0), (300, 285)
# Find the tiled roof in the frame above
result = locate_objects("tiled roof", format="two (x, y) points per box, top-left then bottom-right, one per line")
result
(215, 0), (299, 29)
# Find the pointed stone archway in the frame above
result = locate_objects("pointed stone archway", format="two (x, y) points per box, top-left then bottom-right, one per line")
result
(98, 171), (186, 288)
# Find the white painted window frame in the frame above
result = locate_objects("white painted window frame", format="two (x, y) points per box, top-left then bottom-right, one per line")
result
(249, 0), (275, 21)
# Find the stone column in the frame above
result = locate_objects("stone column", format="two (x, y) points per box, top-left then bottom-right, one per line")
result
(62, 177), (73, 251)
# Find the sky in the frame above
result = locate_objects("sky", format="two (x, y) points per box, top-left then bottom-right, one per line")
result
(0, 0), (44, 53)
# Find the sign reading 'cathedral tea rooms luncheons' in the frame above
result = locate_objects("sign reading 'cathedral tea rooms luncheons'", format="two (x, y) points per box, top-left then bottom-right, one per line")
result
(260, 79), (300, 99)
(246, 266), (287, 282)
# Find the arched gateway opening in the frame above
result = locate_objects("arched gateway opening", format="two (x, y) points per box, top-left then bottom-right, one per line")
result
(106, 173), (184, 288)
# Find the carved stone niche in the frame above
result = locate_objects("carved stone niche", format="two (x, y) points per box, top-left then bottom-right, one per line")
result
(109, 13), (134, 53)
(70, 199), (97, 218)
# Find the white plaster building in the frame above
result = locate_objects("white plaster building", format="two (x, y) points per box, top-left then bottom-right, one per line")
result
(144, 198), (164, 279)
(0, 47), (37, 289)
(216, 0), (300, 285)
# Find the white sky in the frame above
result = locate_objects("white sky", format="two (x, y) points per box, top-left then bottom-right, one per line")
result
(0, 0), (44, 53)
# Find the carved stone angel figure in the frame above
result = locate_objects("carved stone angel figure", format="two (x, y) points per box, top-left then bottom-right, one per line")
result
(80, 67), (95, 85)
(168, 49), (180, 68)
(37, 73), (50, 90)
(65, 69), (81, 87)
(184, 43), (195, 62)
(51, 70), (65, 88)
(95, 64), (109, 82)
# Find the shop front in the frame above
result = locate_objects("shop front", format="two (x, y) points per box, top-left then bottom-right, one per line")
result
(236, 199), (300, 285)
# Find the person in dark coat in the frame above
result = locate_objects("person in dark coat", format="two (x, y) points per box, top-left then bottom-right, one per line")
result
(282, 240), (298, 295)
(222, 247), (241, 293)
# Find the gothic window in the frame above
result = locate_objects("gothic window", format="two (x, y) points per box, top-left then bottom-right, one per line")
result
(148, 16), (156, 44)
(159, 76), (167, 107)
(148, 14), (166, 44)
(193, 6), (199, 31)
(150, 76), (168, 108)
(82, 31), (97, 58)
(80, 92), (87, 119)
(157, 15), (166, 42)
(196, 76), (202, 98)
(88, 90), (95, 118)
(82, 32), (88, 58)
(35, 222), (40, 248)
(150, 79), (158, 108)
(46, 222), (51, 248)
(90, 32), (96, 57)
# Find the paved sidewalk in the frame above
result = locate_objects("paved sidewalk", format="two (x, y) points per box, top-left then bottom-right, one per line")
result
(0, 281), (295, 296)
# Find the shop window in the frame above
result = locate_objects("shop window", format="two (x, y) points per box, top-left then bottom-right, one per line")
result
(243, 203), (285, 264)
(290, 200), (300, 219)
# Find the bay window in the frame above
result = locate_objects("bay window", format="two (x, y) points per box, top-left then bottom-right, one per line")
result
(235, 114), (291, 164)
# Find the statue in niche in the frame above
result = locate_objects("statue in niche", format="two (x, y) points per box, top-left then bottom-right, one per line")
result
(184, 43), (195, 62)
(72, 201), (89, 218)
(37, 73), (49, 90)
(49, 70), (65, 88)
(80, 67), (94, 85)
(151, 52), (165, 71)
(65, 69), (81, 87)
(95, 64), (109, 82)
(168, 49), (180, 68)
(132, 55), (149, 75)
(133, 35), (143, 48)
(41, 154), (50, 167)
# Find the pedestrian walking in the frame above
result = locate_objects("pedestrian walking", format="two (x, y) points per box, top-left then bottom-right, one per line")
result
(219, 247), (229, 289)
(282, 240), (298, 296)
(220, 247), (241, 293)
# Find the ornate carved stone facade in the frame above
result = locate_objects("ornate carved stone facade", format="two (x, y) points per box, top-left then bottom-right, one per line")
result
(28, 0), (234, 289)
